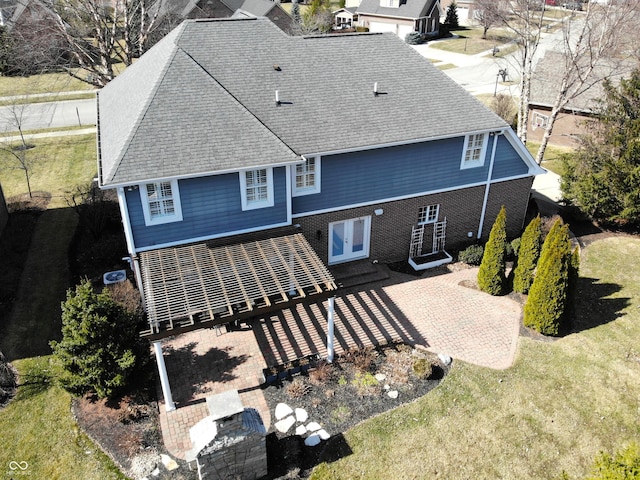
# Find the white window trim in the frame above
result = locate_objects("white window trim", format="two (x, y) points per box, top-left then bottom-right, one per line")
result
(292, 156), (321, 197)
(240, 167), (274, 211)
(139, 179), (183, 226)
(460, 133), (488, 169)
(418, 204), (439, 225)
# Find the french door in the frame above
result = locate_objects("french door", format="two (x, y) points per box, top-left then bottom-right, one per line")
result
(328, 216), (371, 264)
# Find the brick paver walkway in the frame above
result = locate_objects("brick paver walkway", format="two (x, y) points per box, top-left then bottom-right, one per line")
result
(157, 266), (521, 459)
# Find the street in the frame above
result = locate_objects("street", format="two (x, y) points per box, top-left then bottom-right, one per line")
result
(0, 98), (96, 133)
(0, 20), (569, 134)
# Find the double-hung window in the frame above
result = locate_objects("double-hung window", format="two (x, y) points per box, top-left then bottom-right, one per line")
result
(140, 180), (183, 226)
(240, 168), (274, 210)
(292, 157), (321, 196)
(460, 133), (488, 169)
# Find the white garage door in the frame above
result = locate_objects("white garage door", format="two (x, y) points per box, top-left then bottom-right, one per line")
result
(369, 21), (398, 34)
(398, 24), (413, 39)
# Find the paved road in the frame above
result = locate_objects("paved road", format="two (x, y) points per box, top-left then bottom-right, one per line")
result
(0, 98), (96, 133)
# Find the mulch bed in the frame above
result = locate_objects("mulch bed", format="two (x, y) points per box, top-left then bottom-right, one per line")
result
(262, 343), (449, 479)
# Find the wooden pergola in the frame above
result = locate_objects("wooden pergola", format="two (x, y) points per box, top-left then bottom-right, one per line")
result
(139, 233), (337, 341)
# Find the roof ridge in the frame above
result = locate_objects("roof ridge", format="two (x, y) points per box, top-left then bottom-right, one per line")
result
(178, 34), (300, 160)
(106, 23), (187, 183)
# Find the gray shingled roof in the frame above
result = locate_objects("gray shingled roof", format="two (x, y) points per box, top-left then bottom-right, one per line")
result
(98, 17), (507, 186)
(530, 50), (631, 113)
(357, 0), (437, 20)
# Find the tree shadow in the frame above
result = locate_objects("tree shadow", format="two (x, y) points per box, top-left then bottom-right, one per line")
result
(162, 341), (249, 404)
(266, 432), (353, 479)
(567, 276), (629, 334)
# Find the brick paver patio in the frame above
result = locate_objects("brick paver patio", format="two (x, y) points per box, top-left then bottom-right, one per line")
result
(157, 266), (521, 459)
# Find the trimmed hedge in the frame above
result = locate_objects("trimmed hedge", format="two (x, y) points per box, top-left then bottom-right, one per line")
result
(523, 220), (572, 335)
(478, 206), (507, 295)
(513, 215), (542, 294)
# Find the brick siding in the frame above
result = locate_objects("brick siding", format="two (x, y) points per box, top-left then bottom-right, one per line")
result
(295, 177), (534, 265)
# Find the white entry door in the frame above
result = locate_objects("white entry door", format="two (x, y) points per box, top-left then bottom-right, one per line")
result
(329, 216), (371, 264)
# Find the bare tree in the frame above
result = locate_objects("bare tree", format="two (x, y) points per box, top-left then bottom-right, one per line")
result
(533, 0), (640, 164)
(473, 0), (504, 39)
(497, 0), (547, 144)
(51, 0), (162, 87)
(0, 144), (37, 198)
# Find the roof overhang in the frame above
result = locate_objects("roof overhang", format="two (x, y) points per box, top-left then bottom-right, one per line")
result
(139, 233), (337, 341)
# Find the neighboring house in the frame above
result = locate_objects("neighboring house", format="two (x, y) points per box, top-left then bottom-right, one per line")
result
(2, 0), (68, 74)
(97, 17), (541, 367)
(528, 51), (627, 148)
(148, 0), (294, 41)
(333, 7), (358, 29)
(357, 0), (441, 39)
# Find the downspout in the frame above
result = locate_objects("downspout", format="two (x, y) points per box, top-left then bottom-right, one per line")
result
(117, 187), (145, 306)
(477, 131), (501, 239)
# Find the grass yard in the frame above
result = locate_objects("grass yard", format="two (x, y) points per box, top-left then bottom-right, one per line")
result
(430, 27), (515, 55)
(527, 141), (574, 175)
(0, 72), (95, 97)
(311, 236), (640, 479)
(0, 133), (97, 208)
(0, 357), (126, 479)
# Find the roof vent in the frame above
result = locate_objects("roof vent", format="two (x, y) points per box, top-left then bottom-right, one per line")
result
(275, 90), (281, 106)
(374, 82), (379, 96)
(273, 64), (281, 71)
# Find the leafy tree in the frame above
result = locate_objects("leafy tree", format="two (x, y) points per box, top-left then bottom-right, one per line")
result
(561, 68), (640, 227)
(444, 2), (459, 28)
(513, 215), (542, 294)
(478, 206), (507, 295)
(50, 279), (148, 399)
(523, 220), (572, 335)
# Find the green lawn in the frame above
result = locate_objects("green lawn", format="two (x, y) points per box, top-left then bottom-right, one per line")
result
(0, 133), (97, 208)
(311, 236), (640, 479)
(0, 357), (126, 479)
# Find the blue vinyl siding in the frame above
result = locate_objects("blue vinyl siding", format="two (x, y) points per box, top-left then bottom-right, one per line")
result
(293, 135), (529, 215)
(128, 167), (288, 249)
(491, 136), (530, 179)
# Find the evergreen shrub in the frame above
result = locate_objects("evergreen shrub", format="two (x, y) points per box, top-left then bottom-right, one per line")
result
(478, 206), (507, 295)
(523, 220), (571, 335)
(513, 215), (542, 294)
(458, 244), (484, 265)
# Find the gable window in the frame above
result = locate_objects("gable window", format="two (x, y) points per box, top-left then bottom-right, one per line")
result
(460, 133), (488, 169)
(292, 157), (321, 196)
(418, 204), (439, 224)
(240, 168), (274, 210)
(532, 112), (549, 129)
(140, 180), (183, 226)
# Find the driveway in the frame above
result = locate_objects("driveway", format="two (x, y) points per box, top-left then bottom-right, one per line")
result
(157, 266), (522, 459)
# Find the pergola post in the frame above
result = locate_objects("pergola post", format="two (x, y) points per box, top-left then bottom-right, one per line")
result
(153, 341), (176, 412)
(326, 296), (335, 363)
